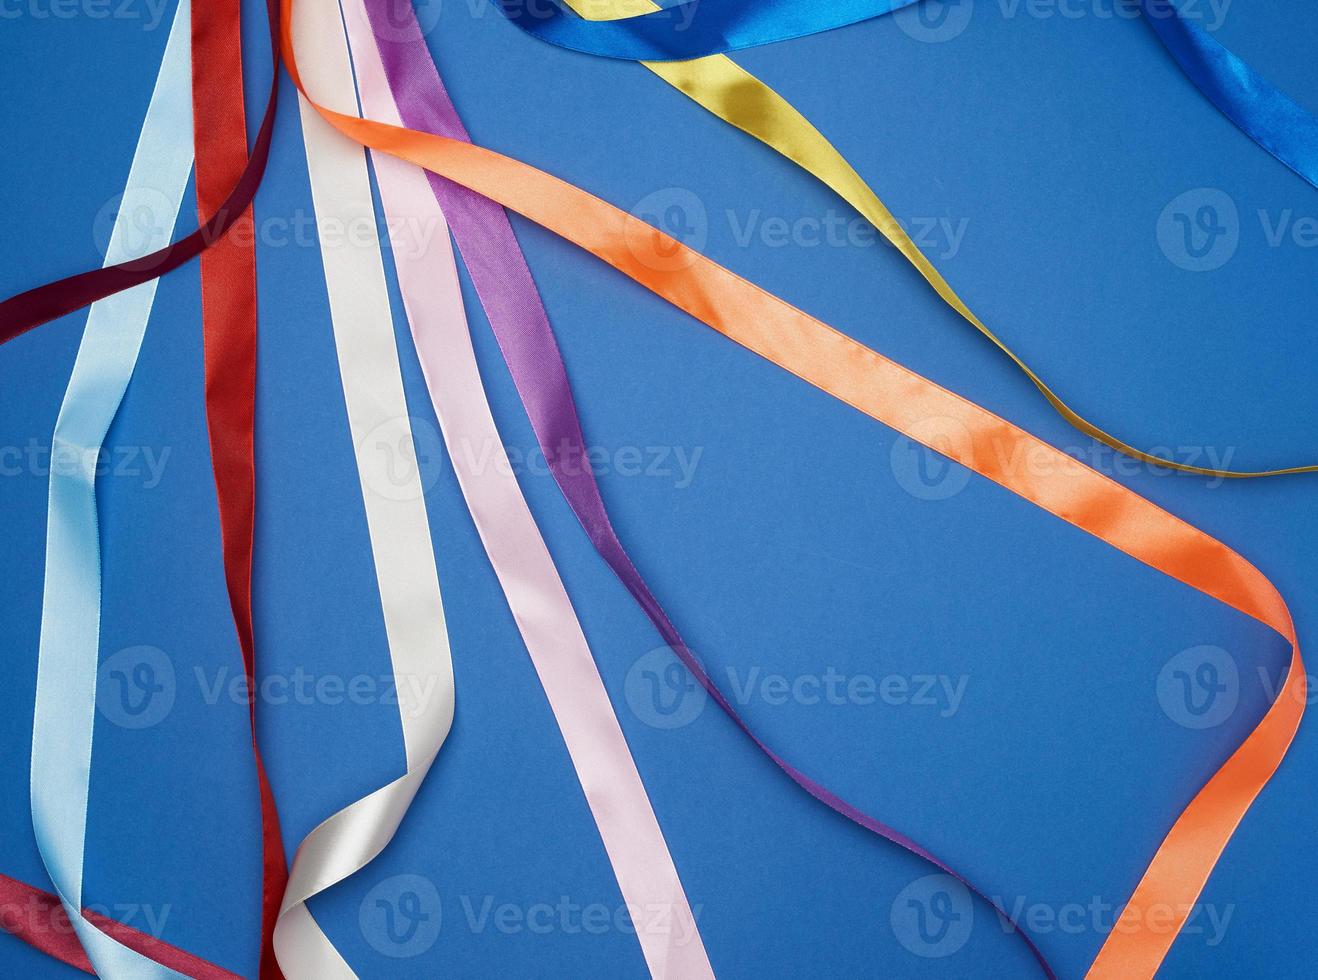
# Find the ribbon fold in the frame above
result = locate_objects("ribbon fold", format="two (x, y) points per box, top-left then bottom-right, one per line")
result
(361, 0), (1058, 972)
(272, 1), (456, 972)
(1, 0), (1310, 977)
(551, 0), (1318, 479)
(338, 0), (714, 973)
(281, 2), (1306, 974)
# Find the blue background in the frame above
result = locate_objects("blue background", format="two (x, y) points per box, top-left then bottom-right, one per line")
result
(1, 0), (1315, 976)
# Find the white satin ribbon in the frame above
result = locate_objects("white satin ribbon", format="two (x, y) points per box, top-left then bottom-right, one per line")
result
(273, 3), (456, 974)
(337, 0), (714, 976)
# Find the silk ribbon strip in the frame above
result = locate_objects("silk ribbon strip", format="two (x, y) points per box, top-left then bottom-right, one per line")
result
(191, 2), (289, 974)
(548, 0), (1318, 480)
(357, 0), (1051, 974)
(1140, 0), (1318, 190)
(495, 0), (918, 61)
(0, 0), (280, 344)
(333, 1), (714, 975)
(500, 0), (1318, 195)
(270, 12), (456, 977)
(29, 1), (195, 976)
(0, 872), (241, 979)
(283, 6), (1306, 974)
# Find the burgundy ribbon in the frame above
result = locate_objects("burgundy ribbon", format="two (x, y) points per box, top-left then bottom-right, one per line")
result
(360, 2), (1052, 974)
(0, 873), (239, 979)
(0, 0), (280, 346)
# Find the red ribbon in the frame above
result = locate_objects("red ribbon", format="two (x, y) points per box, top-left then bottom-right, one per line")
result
(191, 2), (288, 978)
(0, 873), (239, 979)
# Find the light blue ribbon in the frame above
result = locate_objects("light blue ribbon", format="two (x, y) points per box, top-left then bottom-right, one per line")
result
(29, 0), (195, 975)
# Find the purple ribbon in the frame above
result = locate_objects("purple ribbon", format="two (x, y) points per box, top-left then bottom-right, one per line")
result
(358, 1), (1053, 973)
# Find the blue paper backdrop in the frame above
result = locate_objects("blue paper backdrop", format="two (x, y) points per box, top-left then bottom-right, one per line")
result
(1, 0), (1315, 976)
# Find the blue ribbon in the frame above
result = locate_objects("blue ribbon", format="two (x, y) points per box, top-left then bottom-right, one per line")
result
(29, 0), (195, 975)
(1140, 0), (1318, 189)
(498, 0), (1318, 189)
(494, 0), (918, 61)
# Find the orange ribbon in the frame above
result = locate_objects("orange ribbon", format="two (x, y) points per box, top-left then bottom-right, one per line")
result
(281, 2), (1304, 974)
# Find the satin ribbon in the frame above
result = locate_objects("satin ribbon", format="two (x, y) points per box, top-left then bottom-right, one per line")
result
(282, 6), (1306, 975)
(1141, 0), (1318, 190)
(0, 0), (281, 345)
(494, 0), (918, 61)
(358, 0), (1054, 974)
(0, 872), (241, 979)
(271, 11), (456, 975)
(29, 1), (195, 976)
(551, 0), (1318, 481)
(500, 0), (1318, 195)
(335, 1), (714, 974)
(191, 2), (289, 974)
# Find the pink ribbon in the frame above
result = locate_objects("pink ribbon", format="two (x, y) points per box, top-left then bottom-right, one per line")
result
(339, 1), (714, 975)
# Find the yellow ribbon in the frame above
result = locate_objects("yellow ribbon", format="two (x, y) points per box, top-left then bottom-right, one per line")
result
(567, 0), (1317, 479)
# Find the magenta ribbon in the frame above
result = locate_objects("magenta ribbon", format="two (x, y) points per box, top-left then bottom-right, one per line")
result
(359, 2), (1053, 974)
